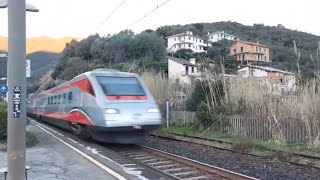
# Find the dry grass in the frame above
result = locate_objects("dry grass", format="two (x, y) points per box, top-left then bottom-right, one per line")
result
(221, 76), (320, 148)
(140, 71), (171, 105)
(140, 70), (320, 148)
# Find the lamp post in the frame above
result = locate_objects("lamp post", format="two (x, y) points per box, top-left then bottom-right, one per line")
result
(0, 1), (39, 180)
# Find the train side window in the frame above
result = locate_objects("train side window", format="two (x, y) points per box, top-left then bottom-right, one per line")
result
(54, 96), (57, 104)
(68, 92), (72, 103)
(50, 97), (53, 105)
(63, 93), (66, 104)
(47, 97), (50, 105)
(58, 95), (61, 104)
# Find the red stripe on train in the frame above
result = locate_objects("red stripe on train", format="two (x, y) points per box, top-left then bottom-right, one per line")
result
(31, 78), (95, 99)
(51, 78), (96, 97)
(106, 96), (148, 100)
(36, 111), (93, 125)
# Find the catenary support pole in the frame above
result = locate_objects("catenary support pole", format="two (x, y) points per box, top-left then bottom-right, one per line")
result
(7, 0), (27, 179)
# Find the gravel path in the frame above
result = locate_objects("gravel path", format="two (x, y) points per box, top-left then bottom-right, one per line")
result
(141, 136), (320, 180)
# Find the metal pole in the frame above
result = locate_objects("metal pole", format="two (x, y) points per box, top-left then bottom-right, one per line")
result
(166, 100), (169, 127)
(7, 0), (26, 179)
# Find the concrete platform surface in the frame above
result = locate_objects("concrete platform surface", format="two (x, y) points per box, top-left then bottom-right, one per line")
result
(0, 125), (119, 180)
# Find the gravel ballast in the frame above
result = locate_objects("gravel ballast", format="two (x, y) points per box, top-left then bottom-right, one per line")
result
(141, 136), (320, 180)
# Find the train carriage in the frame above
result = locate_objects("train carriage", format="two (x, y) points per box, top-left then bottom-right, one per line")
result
(27, 69), (162, 144)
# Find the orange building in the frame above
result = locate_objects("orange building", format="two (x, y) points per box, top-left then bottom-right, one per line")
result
(229, 39), (271, 64)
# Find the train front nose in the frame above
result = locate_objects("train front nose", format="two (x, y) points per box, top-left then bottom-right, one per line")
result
(103, 103), (162, 129)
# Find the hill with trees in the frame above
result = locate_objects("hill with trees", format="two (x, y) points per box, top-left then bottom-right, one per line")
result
(48, 21), (320, 87)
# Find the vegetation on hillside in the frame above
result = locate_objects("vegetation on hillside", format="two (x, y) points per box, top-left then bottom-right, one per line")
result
(51, 30), (168, 82)
(157, 22), (320, 77)
(49, 22), (320, 84)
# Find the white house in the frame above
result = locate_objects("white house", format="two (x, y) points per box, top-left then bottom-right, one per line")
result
(166, 31), (208, 53)
(237, 65), (297, 94)
(207, 31), (236, 45)
(168, 57), (201, 84)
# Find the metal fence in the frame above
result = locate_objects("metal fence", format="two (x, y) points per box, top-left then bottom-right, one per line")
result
(170, 111), (317, 143)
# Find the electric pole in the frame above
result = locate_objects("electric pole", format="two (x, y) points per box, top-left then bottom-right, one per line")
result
(7, 0), (27, 179)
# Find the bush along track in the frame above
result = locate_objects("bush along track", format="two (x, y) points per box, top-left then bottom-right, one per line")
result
(150, 129), (320, 169)
(0, 102), (38, 151)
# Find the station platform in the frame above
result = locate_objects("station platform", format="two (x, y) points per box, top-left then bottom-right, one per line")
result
(0, 124), (121, 180)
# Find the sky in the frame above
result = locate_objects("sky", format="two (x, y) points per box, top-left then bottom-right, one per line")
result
(0, 0), (319, 38)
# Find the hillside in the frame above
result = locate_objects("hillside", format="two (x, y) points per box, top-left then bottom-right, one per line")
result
(26, 51), (59, 85)
(157, 22), (320, 77)
(0, 51), (59, 92)
(0, 36), (80, 54)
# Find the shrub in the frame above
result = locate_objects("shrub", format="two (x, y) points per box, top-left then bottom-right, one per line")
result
(0, 102), (7, 141)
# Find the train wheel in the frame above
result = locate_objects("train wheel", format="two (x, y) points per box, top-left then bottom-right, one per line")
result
(70, 123), (91, 140)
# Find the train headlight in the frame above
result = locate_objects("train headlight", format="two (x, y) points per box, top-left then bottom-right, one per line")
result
(148, 108), (160, 113)
(105, 108), (119, 114)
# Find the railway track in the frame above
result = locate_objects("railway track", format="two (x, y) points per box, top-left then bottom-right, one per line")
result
(149, 131), (320, 169)
(107, 144), (258, 180)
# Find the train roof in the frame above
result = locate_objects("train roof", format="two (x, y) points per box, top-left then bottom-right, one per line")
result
(29, 69), (139, 99)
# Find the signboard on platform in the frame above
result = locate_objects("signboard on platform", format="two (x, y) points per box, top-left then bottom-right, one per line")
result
(0, 56), (31, 78)
(26, 59), (30, 78)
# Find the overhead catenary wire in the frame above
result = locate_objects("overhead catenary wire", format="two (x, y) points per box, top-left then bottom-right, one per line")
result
(125, 0), (173, 30)
(97, 0), (128, 31)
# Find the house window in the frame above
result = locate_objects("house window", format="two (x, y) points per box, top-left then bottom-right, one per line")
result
(199, 40), (202, 43)
(240, 47), (244, 52)
(189, 37), (191, 40)
(256, 47), (258, 52)
(264, 48), (266, 52)
(265, 56), (267, 61)
(196, 39), (197, 42)
(242, 54), (245, 60)
(189, 44), (191, 48)
(186, 66), (189, 75)
(259, 48), (261, 52)
(192, 67), (194, 73)
(234, 49), (236, 53)
(174, 38), (176, 41)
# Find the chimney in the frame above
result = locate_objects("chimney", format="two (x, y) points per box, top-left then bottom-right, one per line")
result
(189, 58), (196, 65)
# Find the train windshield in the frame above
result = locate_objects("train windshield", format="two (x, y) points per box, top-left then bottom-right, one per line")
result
(96, 76), (146, 96)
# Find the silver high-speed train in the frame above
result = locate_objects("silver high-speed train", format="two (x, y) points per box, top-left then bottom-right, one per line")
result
(27, 69), (162, 143)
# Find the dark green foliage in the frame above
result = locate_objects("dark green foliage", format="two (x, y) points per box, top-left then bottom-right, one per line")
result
(208, 39), (233, 59)
(52, 30), (167, 80)
(186, 79), (225, 112)
(0, 102), (7, 140)
(26, 131), (38, 147)
(186, 80), (207, 111)
(93, 64), (108, 69)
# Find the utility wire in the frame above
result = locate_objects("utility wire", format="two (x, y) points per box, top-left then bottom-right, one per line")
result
(125, 0), (173, 29)
(98, 0), (128, 30)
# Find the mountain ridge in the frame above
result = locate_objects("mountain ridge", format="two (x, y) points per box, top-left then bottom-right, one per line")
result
(0, 36), (82, 54)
